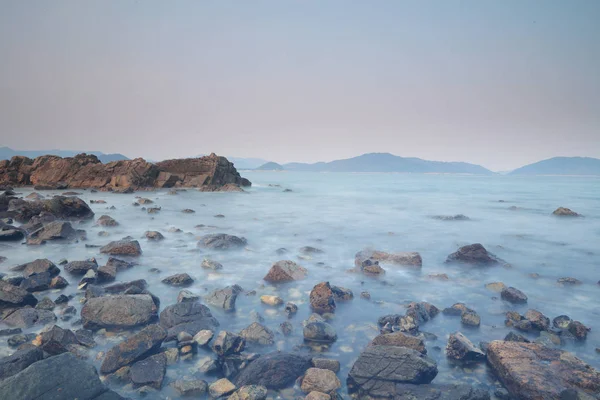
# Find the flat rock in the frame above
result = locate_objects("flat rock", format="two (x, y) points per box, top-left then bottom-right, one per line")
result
(486, 340), (600, 399)
(234, 352), (312, 389)
(129, 353), (166, 389)
(370, 331), (427, 354)
(100, 240), (142, 256)
(0, 346), (43, 380)
(2, 307), (56, 328)
(263, 260), (307, 283)
(209, 378), (236, 398)
(198, 233), (247, 250)
(81, 294), (158, 330)
(39, 325), (81, 355)
(101, 324), (167, 374)
(171, 378), (208, 396)
(347, 345), (438, 397)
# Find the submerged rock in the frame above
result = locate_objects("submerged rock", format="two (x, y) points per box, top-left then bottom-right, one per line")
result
(212, 331), (245, 356)
(64, 258), (98, 275)
(96, 215), (118, 227)
(446, 332), (486, 363)
(205, 285), (243, 312)
(355, 249), (423, 269)
(310, 282), (336, 313)
(159, 301), (219, 341)
(100, 240), (142, 256)
(234, 352), (312, 389)
(129, 353), (166, 389)
(431, 214), (470, 221)
(392, 383), (490, 400)
(161, 273), (194, 287)
(145, 230), (164, 240)
(197, 233), (247, 250)
(209, 378), (236, 398)
(304, 321), (337, 343)
(202, 258), (223, 270)
(347, 345), (438, 397)
(445, 243), (501, 265)
(552, 207), (581, 217)
(240, 322), (275, 345)
(263, 260), (307, 283)
(0, 280), (38, 308)
(370, 331), (427, 354)
(486, 340), (600, 399)
(501, 286), (528, 304)
(171, 379), (208, 396)
(27, 221), (77, 244)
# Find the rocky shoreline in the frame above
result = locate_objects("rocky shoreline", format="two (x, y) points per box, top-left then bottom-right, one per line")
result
(0, 153), (251, 192)
(0, 185), (598, 399)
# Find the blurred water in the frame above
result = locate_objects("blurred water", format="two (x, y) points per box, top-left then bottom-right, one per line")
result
(1, 172), (599, 397)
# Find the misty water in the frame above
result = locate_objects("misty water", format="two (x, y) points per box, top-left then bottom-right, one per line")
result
(1, 171), (599, 398)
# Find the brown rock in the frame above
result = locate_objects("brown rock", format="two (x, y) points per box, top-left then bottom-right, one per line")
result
(100, 240), (142, 256)
(263, 260), (307, 283)
(310, 282), (336, 313)
(355, 249), (422, 269)
(552, 207), (581, 217)
(301, 368), (341, 394)
(370, 331), (427, 354)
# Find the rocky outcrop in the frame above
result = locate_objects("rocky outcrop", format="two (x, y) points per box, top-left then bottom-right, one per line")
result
(486, 340), (600, 399)
(0, 153), (251, 191)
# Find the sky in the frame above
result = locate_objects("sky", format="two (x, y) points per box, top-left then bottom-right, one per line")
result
(0, 1), (599, 171)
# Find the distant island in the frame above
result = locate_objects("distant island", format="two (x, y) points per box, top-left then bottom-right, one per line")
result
(255, 162), (284, 171)
(509, 157), (600, 176)
(0, 146), (128, 164)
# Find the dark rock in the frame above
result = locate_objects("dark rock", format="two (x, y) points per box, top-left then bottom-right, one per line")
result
(177, 290), (200, 303)
(240, 322), (275, 345)
(159, 301), (219, 341)
(101, 324), (167, 374)
(486, 340), (600, 399)
(55, 294), (69, 304)
(97, 264), (117, 282)
(0, 280), (38, 308)
(19, 271), (53, 292)
(129, 353), (166, 389)
(11, 258), (59, 278)
(501, 287), (528, 304)
(442, 303), (470, 316)
(299, 246), (324, 255)
(81, 294), (158, 330)
(310, 282), (336, 313)
(205, 285), (243, 311)
(0, 346), (43, 381)
(370, 331), (427, 354)
(212, 331), (245, 356)
(197, 233), (247, 250)
(7, 333), (36, 347)
(552, 207), (580, 217)
(100, 240), (142, 256)
(105, 257), (134, 271)
(303, 321), (337, 343)
(9, 195), (94, 223)
(432, 214), (471, 221)
(263, 260), (307, 282)
(64, 258), (98, 275)
(0, 327), (22, 336)
(0, 352), (117, 399)
(97, 215), (118, 227)
(234, 352), (312, 389)
(445, 243), (501, 265)
(27, 221), (77, 244)
(284, 302), (298, 316)
(504, 332), (530, 343)
(393, 383), (490, 400)
(524, 309), (550, 331)
(171, 379), (208, 396)
(145, 231), (164, 240)
(39, 325), (80, 355)
(568, 321), (590, 340)
(162, 273), (193, 287)
(331, 285), (353, 301)
(2, 307), (56, 328)
(446, 332), (486, 363)
(280, 321), (293, 336)
(347, 345), (438, 397)
(461, 310), (481, 327)
(50, 275), (69, 289)
(0, 226), (25, 241)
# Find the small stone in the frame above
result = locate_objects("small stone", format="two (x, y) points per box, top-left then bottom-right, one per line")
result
(162, 273), (194, 287)
(97, 215), (118, 227)
(202, 259), (223, 270)
(229, 385), (268, 400)
(280, 321), (293, 336)
(260, 295), (283, 306)
(557, 277), (582, 286)
(568, 320), (590, 340)
(209, 378), (236, 398)
(35, 297), (56, 311)
(193, 330), (214, 346)
(485, 282), (506, 292)
(303, 321), (337, 343)
(301, 368), (341, 394)
(284, 302), (298, 315)
(360, 291), (371, 300)
(501, 286), (528, 304)
(212, 331), (245, 356)
(461, 310), (481, 327)
(145, 231), (164, 240)
(171, 379), (208, 396)
(446, 332), (485, 363)
(553, 315), (572, 329)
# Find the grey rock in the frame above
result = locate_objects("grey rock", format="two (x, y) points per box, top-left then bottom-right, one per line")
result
(234, 352), (312, 389)
(100, 240), (142, 256)
(0, 346), (43, 380)
(161, 273), (193, 287)
(197, 233), (247, 250)
(129, 353), (166, 389)
(446, 332), (486, 363)
(212, 331), (245, 356)
(81, 294), (158, 330)
(240, 322), (275, 345)
(501, 287), (528, 304)
(101, 324), (167, 374)
(303, 321), (337, 343)
(205, 285), (243, 311)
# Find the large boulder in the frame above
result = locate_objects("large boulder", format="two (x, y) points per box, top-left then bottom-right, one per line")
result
(445, 243), (500, 265)
(197, 233), (247, 250)
(234, 352), (312, 389)
(347, 345), (438, 397)
(0, 281), (38, 308)
(355, 249), (422, 269)
(0, 346), (43, 380)
(9, 195), (94, 223)
(100, 324), (167, 374)
(11, 258), (59, 278)
(81, 294), (158, 330)
(486, 340), (600, 399)
(263, 260), (307, 283)
(0, 352), (121, 399)
(100, 240), (142, 256)
(27, 221), (77, 244)
(159, 301), (219, 341)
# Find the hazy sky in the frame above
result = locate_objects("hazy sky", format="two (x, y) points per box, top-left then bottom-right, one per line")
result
(1, 1), (599, 171)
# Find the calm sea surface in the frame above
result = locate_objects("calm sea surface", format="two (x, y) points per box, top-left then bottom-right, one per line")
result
(1, 172), (599, 398)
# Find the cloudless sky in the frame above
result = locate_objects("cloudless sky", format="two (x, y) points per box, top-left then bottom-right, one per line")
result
(1, 0), (599, 170)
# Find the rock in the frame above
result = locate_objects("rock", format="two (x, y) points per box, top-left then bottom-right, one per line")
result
(144, 230), (164, 240)
(81, 294), (158, 330)
(198, 233), (247, 250)
(27, 220), (78, 244)
(501, 287), (528, 304)
(0, 352), (118, 400)
(392, 383), (491, 400)
(406, 302), (439, 323)
(301, 368), (341, 394)
(228, 385), (268, 400)
(19, 271), (53, 292)
(105, 257), (134, 271)
(50, 275), (69, 289)
(557, 277), (582, 286)
(39, 325), (80, 355)
(240, 322), (275, 345)
(285, 302), (298, 316)
(97, 215), (118, 227)
(64, 258), (98, 275)
(129, 353), (166, 389)
(0, 346), (43, 380)
(305, 392), (331, 400)
(100, 240), (142, 256)
(486, 340), (600, 399)
(234, 352), (312, 389)
(11, 195), (94, 223)
(7, 333), (36, 347)
(97, 263), (117, 282)
(310, 282), (336, 313)
(12, 258), (59, 278)
(177, 290), (200, 303)
(171, 379), (208, 396)
(331, 285), (353, 301)
(159, 302), (219, 341)
(552, 207), (581, 217)
(553, 315), (572, 329)
(0, 327), (21, 336)
(461, 310), (481, 327)
(303, 321), (337, 343)
(35, 297), (56, 311)
(205, 285), (243, 311)
(79, 269), (98, 287)
(370, 331), (427, 354)
(445, 243), (500, 265)
(535, 331), (562, 348)
(100, 324), (167, 374)
(568, 321), (590, 340)
(446, 332), (486, 363)
(524, 309), (550, 331)
(260, 295), (283, 306)
(0, 225), (25, 241)
(428, 273), (449, 281)
(432, 214), (470, 221)
(209, 378), (236, 398)
(362, 262), (385, 275)
(355, 249), (423, 268)
(312, 358), (340, 373)
(300, 246), (324, 255)
(202, 258), (223, 270)
(2, 307), (56, 328)
(214, 214), (225, 218)
(280, 321), (293, 336)
(263, 260), (307, 282)
(347, 345), (438, 397)
(194, 330), (214, 346)
(162, 273), (194, 287)
(504, 332), (530, 343)
(485, 282), (506, 292)
(212, 331), (245, 356)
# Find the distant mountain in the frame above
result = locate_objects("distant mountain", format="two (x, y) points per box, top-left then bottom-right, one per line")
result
(509, 157), (600, 176)
(255, 162), (284, 171)
(0, 147), (129, 163)
(282, 153), (493, 174)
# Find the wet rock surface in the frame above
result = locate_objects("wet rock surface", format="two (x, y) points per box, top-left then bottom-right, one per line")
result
(263, 260), (307, 282)
(234, 352), (312, 389)
(446, 243), (501, 265)
(101, 324), (167, 374)
(81, 294), (158, 330)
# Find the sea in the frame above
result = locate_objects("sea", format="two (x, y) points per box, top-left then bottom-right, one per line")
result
(1, 171), (599, 398)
